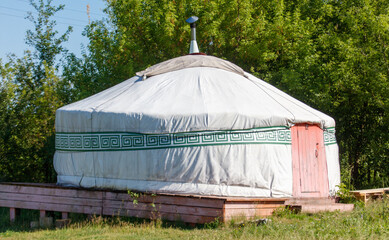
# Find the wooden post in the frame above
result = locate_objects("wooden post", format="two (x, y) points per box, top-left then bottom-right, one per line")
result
(40, 210), (46, 218)
(10, 208), (17, 223)
(62, 212), (69, 219)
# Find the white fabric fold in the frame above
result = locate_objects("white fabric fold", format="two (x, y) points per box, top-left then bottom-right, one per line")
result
(136, 55), (246, 79)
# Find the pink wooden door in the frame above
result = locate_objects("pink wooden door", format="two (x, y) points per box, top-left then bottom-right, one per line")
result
(291, 124), (329, 198)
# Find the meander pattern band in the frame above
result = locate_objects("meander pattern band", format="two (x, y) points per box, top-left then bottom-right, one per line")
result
(323, 127), (337, 146)
(55, 127), (337, 152)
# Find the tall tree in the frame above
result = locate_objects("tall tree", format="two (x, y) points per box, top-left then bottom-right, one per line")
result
(0, 54), (62, 182)
(26, 0), (72, 80)
(0, 0), (71, 182)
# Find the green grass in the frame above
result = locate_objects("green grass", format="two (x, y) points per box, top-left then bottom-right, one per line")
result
(0, 198), (388, 240)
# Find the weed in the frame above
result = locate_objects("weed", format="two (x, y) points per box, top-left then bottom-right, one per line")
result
(337, 183), (361, 204)
(127, 190), (140, 205)
(272, 206), (297, 217)
(204, 218), (221, 229)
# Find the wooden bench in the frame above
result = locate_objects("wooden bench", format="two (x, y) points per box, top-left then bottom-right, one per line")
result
(350, 188), (389, 203)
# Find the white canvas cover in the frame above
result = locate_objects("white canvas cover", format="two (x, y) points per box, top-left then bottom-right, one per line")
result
(136, 54), (247, 79)
(54, 55), (340, 197)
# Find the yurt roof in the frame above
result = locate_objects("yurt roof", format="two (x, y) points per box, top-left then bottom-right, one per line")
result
(56, 55), (335, 134)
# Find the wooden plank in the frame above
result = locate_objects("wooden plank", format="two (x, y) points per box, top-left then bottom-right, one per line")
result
(103, 207), (218, 224)
(2, 182), (57, 188)
(1, 183), (225, 201)
(301, 204), (354, 213)
(225, 199), (286, 204)
(0, 199), (102, 215)
(350, 187), (389, 194)
(40, 210), (46, 218)
(0, 192), (102, 207)
(0, 182), (290, 202)
(285, 198), (335, 205)
(104, 192), (225, 208)
(224, 215), (272, 221)
(224, 208), (275, 218)
(225, 198), (287, 202)
(141, 192), (229, 200)
(0, 184), (103, 199)
(160, 194), (286, 202)
(0, 182), (287, 203)
(224, 203), (284, 209)
(103, 200), (222, 217)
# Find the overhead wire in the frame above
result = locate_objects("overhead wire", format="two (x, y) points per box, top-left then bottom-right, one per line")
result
(0, 0), (109, 28)
(1, 0), (107, 59)
(12, 0), (106, 17)
(0, 5), (93, 24)
(0, 12), (86, 28)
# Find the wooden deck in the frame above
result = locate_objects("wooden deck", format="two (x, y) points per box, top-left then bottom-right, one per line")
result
(285, 198), (354, 213)
(350, 187), (389, 203)
(0, 182), (287, 224)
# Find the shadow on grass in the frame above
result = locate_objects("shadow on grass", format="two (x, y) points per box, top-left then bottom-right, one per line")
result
(0, 207), (90, 233)
(0, 207), (39, 233)
(0, 207), (215, 233)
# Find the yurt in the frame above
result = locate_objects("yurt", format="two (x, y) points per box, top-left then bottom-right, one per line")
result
(54, 18), (340, 199)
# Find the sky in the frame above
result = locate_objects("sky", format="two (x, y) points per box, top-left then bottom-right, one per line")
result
(0, 0), (108, 61)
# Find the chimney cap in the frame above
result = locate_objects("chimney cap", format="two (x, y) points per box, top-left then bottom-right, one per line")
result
(186, 16), (199, 24)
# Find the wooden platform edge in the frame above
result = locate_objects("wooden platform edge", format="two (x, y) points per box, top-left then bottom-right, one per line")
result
(0, 182), (288, 224)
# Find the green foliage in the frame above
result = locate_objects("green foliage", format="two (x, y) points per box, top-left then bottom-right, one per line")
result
(321, 0), (389, 188)
(127, 190), (140, 205)
(0, 54), (62, 182)
(336, 183), (359, 204)
(272, 206), (302, 218)
(204, 218), (221, 229)
(26, 0), (72, 79)
(0, 0), (70, 182)
(127, 190), (158, 213)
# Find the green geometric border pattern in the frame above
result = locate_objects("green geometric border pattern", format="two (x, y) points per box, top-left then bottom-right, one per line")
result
(324, 127), (337, 145)
(55, 127), (292, 152)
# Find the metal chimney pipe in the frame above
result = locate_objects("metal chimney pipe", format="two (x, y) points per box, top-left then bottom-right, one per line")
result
(186, 16), (199, 54)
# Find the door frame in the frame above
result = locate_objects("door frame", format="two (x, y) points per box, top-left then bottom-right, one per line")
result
(291, 124), (329, 198)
